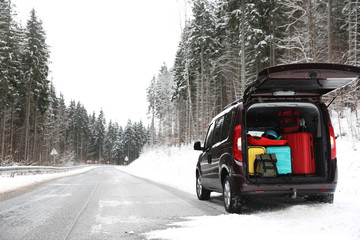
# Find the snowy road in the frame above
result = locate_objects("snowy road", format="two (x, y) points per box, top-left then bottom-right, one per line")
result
(0, 167), (224, 240)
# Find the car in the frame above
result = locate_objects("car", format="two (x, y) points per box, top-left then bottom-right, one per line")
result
(194, 63), (360, 213)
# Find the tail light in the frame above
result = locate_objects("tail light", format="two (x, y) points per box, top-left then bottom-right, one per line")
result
(233, 125), (242, 161)
(328, 124), (336, 160)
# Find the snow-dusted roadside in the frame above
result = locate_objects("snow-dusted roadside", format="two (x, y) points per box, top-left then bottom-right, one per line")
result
(144, 201), (360, 240)
(116, 144), (198, 195)
(0, 166), (95, 195)
(118, 138), (360, 240)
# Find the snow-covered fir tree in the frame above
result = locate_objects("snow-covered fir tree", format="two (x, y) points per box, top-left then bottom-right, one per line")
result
(22, 9), (50, 163)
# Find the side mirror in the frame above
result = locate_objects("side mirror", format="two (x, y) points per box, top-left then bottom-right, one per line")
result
(194, 141), (204, 151)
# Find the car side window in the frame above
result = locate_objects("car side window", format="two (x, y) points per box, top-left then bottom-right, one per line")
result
(221, 111), (233, 141)
(214, 116), (224, 144)
(204, 123), (215, 149)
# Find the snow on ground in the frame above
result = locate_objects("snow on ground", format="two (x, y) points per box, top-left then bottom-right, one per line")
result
(145, 203), (359, 240)
(116, 144), (198, 195)
(118, 137), (360, 240)
(0, 167), (95, 195)
(1, 113), (359, 239)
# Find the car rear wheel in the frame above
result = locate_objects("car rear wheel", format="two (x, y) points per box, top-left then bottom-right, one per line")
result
(223, 175), (242, 213)
(196, 174), (211, 200)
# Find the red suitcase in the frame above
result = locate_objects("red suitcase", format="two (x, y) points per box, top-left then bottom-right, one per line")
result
(282, 132), (315, 174)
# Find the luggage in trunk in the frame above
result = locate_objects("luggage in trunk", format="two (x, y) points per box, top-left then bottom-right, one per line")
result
(277, 110), (300, 133)
(248, 146), (266, 175)
(254, 153), (278, 178)
(282, 132), (315, 174)
(266, 146), (291, 174)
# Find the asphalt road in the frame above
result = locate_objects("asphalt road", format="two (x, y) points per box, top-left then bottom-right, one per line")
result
(0, 167), (225, 240)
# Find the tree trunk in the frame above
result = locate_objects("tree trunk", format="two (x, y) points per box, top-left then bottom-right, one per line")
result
(355, 1), (358, 65)
(200, 45), (205, 139)
(240, 0), (246, 97)
(1, 106), (5, 162)
(308, 0), (316, 62)
(80, 135), (83, 163)
(185, 49), (193, 142)
(150, 109), (155, 146)
(270, 0), (275, 66)
(328, 0), (333, 62)
(10, 102), (14, 161)
(24, 80), (32, 163)
(336, 97), (342, 138)
(32, 108), (38, 164)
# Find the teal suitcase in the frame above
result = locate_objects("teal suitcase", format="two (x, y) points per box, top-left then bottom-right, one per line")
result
(266, 146), (291, 174)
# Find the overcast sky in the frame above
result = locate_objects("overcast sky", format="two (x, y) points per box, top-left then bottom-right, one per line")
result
(12, 0), (187, 127)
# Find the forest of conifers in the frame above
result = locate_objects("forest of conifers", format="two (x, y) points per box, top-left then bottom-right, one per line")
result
(1, 1), (360, 166)
(147, 0), (360, 147)
(0, 1), (148, 165)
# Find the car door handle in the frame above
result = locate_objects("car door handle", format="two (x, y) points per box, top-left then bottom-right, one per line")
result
(208, 154), (212, 164)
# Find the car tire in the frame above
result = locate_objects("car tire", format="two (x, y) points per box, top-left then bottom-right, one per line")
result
(223, 175), (242, 213)
(196, 174), (211, 200)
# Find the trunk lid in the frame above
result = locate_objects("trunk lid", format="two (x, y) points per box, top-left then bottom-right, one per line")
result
(244, 63), (360, 102)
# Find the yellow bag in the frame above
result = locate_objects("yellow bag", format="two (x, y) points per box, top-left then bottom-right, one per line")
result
(248, 146), (266, 175)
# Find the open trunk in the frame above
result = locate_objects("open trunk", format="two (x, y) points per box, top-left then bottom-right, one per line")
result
(245, 101), (329, 184)
(242, 63), (360, 184)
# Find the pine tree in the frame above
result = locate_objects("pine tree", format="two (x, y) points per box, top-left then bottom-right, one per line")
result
(174, 23), (195, 144)
(0, 0), (23, 163)
(94, 109), (106, 162)
(75, 102), (89, 162)
(330, 0), (347, 63)
(214, 0), (243, 100)
(66, 100), (76, 155)
(0, 0), (13, 163)
(146, 76), (157, 146)
(123, 119), (135, 162)
(190, 0), (218, 139)
(43, 82), (59, 164)
(344, 0), (360, 65)
(56, 93), (67, 162)
(155, 63), (174, 145)
(172, 38), (190, 144)
(104, 121), (119, 164)
(88, 112), (97, 161)
(114, 126), (125, 165)
(21, 9), (50, 163)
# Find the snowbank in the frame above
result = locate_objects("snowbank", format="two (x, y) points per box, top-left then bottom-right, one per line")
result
(116, 144), (198, 195)
(335, 140), (360, 200)
(0, 167), (95, 195)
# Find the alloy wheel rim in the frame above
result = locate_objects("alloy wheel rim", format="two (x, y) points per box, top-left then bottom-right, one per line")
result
(224, 180), (231, 208)
(197, 177), (202, 196)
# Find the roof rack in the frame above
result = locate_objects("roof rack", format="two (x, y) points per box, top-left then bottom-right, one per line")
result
(223, 99), (243, 110)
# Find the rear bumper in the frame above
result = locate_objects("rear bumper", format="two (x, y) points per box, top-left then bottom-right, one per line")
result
(241, 188), (335, 197)
(231, 174), (336, 197)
